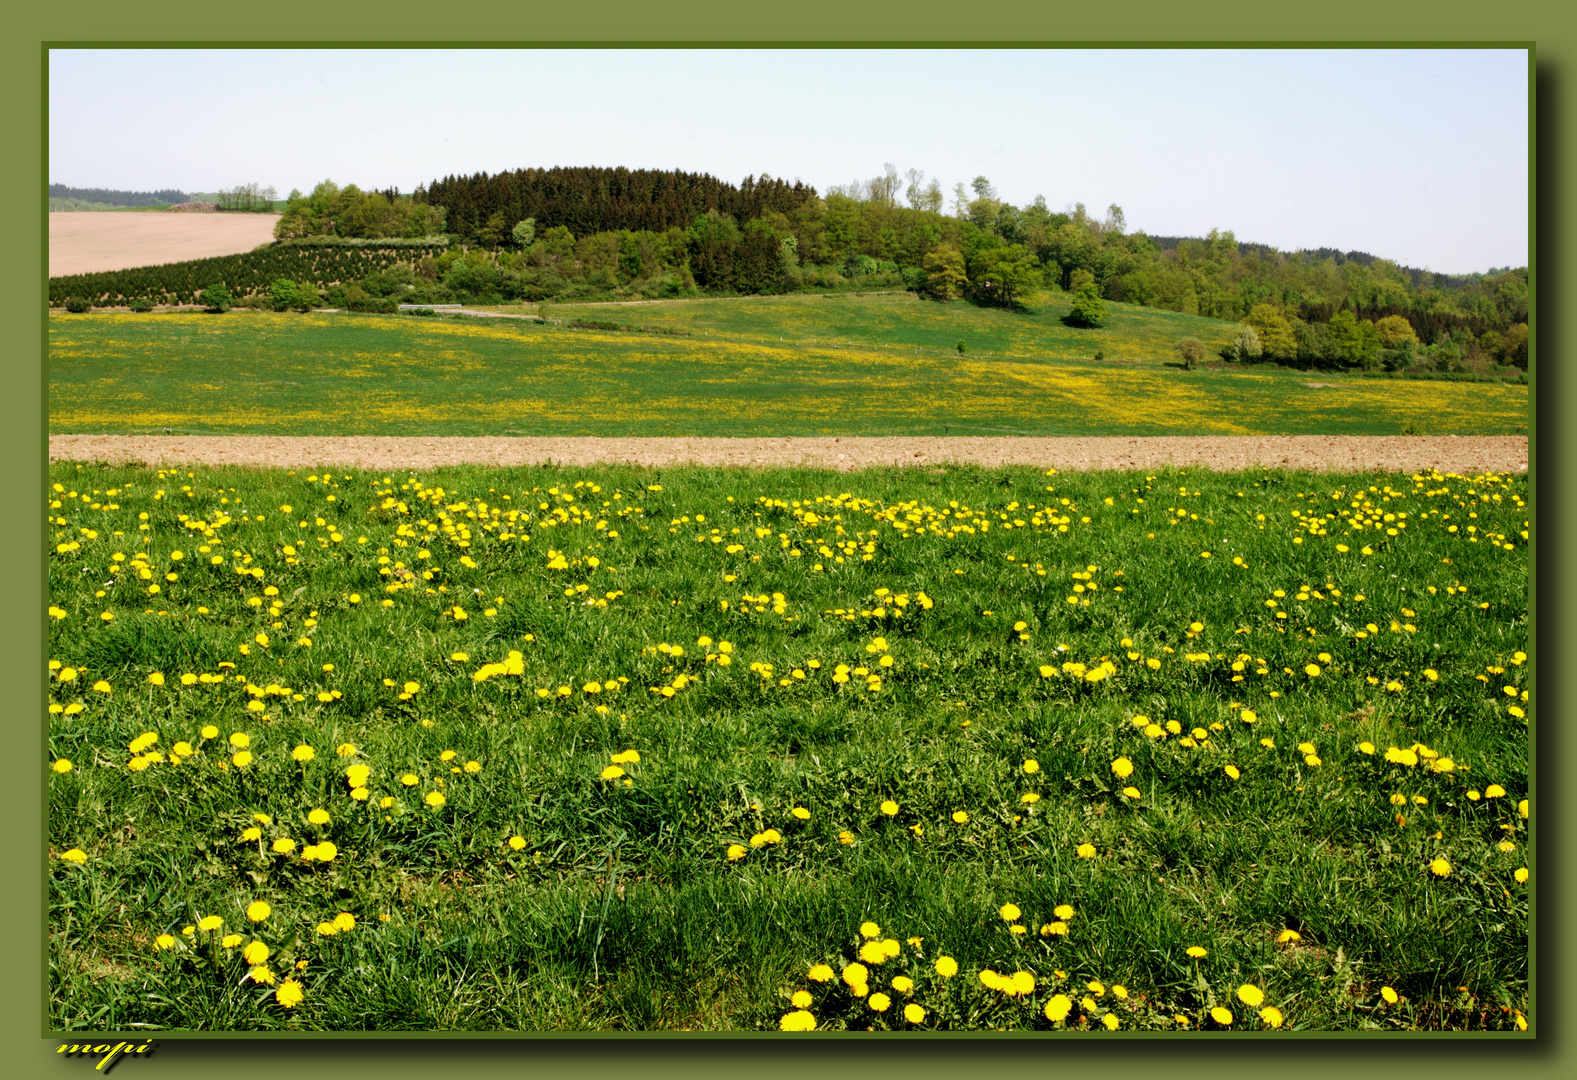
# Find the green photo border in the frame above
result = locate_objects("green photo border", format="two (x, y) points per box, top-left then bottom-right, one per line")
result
(11, 4), (1563, 1077)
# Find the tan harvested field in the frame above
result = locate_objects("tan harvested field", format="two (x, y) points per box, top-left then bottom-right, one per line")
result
(47, 434), (1528, 475)
(48, 212), (282, 277)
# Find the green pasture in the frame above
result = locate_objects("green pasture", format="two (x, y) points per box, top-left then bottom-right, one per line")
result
(48, 303), (1527, 438)
(47, 461), (1529, 1031)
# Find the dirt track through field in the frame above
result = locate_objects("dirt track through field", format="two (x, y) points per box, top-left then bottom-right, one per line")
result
(47, 435), (1528, 475)
(49, 213), (283, 277)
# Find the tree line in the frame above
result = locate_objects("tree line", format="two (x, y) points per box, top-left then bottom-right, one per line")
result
(47, 243), (450, 308)
(49, 185), (188, 207)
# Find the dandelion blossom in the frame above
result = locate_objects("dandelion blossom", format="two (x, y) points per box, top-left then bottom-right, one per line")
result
(1237, 984), (1264, 1007)
(51, 759), (73, 774)
(1111, 757), (1134, 779)
(869, 992), (892, 1012)
(1044, 995), (1073, 1022)
(779, 1009), (816, 1031)
(999, 903), (1021, 921)
(1380, 987), (1399, 1005)
(860, 921), (881, 938)
(246, 901), (271, 923)
(934, 955), (958, 978)
(1259, 1006), (1283, 1028)
(1076, 843), (1096, 858)
(1211, 1006), (1234, 1026)
(243, 940), (270, 965)
(1429, 858), (1452, 878)
(275, 979), (303, 1008)
(904, 1003), (926, 1023)
(807, 964), (834, 983)
(60, 848), (87, 864)
(1186, 946), (1207, 958)
(292, 744), (315, 762)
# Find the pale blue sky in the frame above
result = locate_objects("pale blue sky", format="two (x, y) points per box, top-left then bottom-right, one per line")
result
(48, 48), (1529, 274)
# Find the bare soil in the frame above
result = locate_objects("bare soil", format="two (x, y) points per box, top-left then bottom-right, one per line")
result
(49, 213), (283, 277)
(47, 435), (1528, 475)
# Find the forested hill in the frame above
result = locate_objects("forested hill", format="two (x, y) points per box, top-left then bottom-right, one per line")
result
(249, 165), (1528, 371)
(417, 167), (819, 238)
(48, 185), (187, 207)
(1146, 236), (1503, 293)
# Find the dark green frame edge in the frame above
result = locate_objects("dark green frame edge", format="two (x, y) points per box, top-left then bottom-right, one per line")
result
(10, 4), (1564, 1078)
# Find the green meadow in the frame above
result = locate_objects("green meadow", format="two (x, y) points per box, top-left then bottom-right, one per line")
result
(48, 298), (1527, 438)
(47, 460), (1529, 1031)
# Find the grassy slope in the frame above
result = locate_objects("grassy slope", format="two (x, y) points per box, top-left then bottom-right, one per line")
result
(528, 289), (1242, 365)
(47, 461), (1529, 1030)
(49, 303), (1528, 438)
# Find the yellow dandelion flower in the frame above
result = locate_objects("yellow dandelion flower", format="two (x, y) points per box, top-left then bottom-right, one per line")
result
(779, 1009), (816, 1031)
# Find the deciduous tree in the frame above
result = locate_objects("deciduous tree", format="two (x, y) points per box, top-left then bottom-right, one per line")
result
(921, 245), (966, 301)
